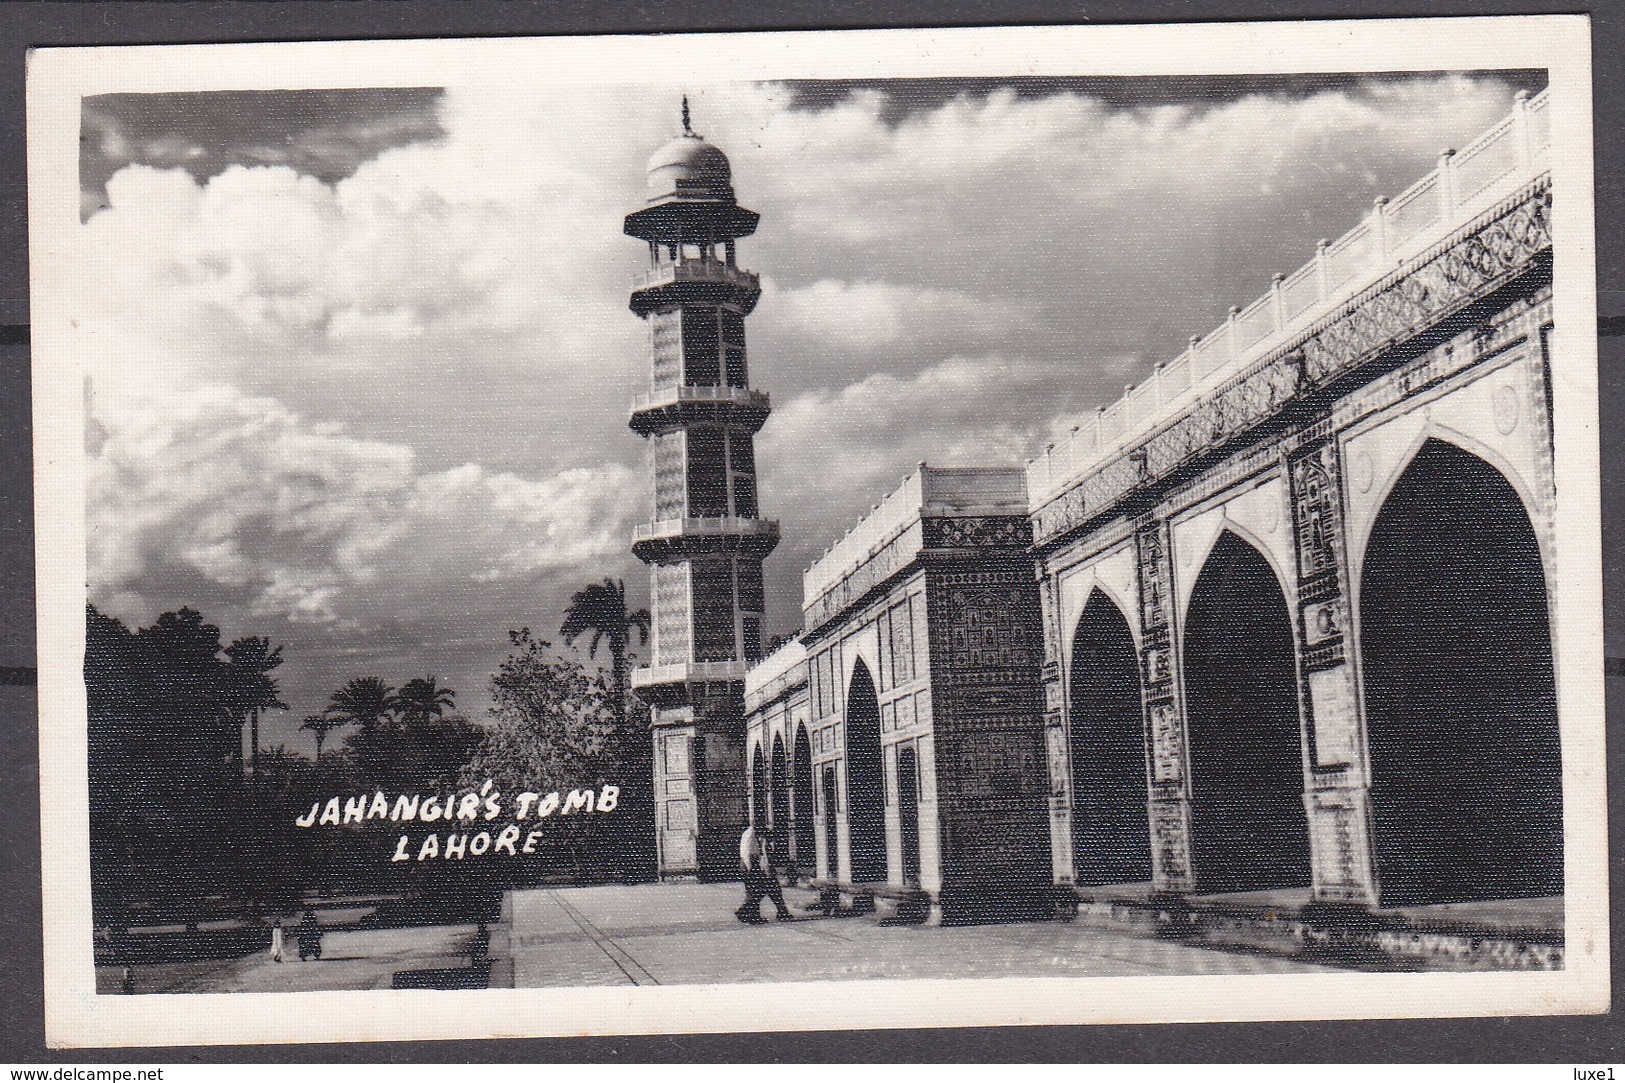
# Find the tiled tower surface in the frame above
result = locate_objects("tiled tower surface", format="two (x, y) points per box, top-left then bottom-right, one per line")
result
(626, 103), (780, 880)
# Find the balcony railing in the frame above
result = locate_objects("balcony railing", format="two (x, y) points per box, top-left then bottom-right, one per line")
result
(633, 516), (781, 546)
(630, 384), (770, 416)
(1025, 87), (1553, 510)
(633, 259), (760, 293)
(632, 659), (750, 689)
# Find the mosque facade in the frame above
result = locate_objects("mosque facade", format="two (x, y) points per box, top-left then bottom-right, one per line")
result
(631, 92), (1566, 952)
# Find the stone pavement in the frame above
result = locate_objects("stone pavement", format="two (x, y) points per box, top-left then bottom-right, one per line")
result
(97, 923), (482, 994)
(505, 882), (1334, 987)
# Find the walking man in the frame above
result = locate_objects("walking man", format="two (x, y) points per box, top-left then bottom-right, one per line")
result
(735, 822), (792, 924)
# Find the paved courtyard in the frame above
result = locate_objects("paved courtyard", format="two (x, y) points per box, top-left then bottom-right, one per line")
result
(505, 882), (1333, 987)
(101, 882), (1336, 994)
(96, 922), (482, 994)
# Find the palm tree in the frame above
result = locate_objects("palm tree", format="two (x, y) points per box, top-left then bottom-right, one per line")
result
(299, 712), (348, 758)
(396, 676), (456, 728)
(224, 636), (286, 779)
(561, 578), (651, 726)
(324, 677), (398, 734)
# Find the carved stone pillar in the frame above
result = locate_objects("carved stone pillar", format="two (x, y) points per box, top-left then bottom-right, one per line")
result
(1134, 519), (1194, 893)
(1287, 440), (1379, 905)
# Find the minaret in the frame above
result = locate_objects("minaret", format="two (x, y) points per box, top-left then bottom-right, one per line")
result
(626, 101), (779, 880)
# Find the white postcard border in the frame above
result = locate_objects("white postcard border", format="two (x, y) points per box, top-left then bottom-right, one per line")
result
(27, 16), (1604, 1047)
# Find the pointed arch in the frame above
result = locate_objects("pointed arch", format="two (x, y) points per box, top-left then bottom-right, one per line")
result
(1178, 513), (1294, 631)
(1349, 423), (1547, 597)
(749, 741), (767, 832)
(1182, 529), (1311, 894)
(1359, 437), (1561, 905)
(792, 725), (816, 871)
(1062, 570), (1139, 678)
(769, 732), (790, 864)
(1068, 587), (1152, 886)
(844, 659), (886, 883)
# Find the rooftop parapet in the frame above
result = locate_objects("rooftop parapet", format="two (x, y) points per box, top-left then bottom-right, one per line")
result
(1026, 87), (1553, 513)
(802, 465), (1028, 616)
(744, 637), (808, 708)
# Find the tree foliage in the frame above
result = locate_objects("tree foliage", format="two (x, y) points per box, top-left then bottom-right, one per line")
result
(560, 578), (650, 727)
(325, 677), (398, 733)
(461, 628), (654, 881)
(396, 676), (456, 727)
(223, 635), (286, 777)
(467, 628), (619, 790)
(87, 605), (248, 921)
(85, 599), (658, 923)
(298, 713), (347, 758)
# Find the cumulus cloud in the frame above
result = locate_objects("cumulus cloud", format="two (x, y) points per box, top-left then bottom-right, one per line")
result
(754, 354), (1104, 628)
(87, 371), (638, 626)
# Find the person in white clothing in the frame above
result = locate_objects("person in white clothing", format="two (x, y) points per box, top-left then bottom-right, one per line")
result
(269, 918), (285, 963)
(735, 823), (792, 923)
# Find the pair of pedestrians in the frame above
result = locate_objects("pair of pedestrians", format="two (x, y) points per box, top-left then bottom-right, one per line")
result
(269, 911), (323, 962)
(735, 824), (793, 924)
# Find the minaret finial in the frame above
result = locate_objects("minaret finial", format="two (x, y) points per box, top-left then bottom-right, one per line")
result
(681, 95), (694, 136)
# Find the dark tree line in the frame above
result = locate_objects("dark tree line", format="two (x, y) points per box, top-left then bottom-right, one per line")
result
(86, 586), (657, 929)
(87, 605), (248, 923)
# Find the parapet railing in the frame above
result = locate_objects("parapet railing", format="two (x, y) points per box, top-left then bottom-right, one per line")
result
(630, 384), (770, 415)
(801, 466), (1030, 605)
(802, 471), (927, 603)
(632, 659), (751, 689)
(1025, 87), (1551, 510)
(634, 258), (760, 292)
(633, 516), (781, 544)
(744, 639), (809, 703)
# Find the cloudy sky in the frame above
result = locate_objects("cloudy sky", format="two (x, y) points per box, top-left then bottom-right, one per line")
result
(76, 71), (1543, 750)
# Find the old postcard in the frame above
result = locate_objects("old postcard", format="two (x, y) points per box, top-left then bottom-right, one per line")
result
(27, 17), (1604, 1047)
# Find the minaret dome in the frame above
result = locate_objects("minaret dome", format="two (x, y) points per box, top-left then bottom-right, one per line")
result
(625, 99), (758, 246)
(645, 135), (734, 202)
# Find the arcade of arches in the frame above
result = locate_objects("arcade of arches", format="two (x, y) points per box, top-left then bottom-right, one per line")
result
(1047, 436), (1561, 908)
(746, 726), (818, 875)
(744, 355), (1565, 922)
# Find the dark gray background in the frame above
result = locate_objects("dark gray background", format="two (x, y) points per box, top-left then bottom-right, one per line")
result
(0, 0), (1618, 1063)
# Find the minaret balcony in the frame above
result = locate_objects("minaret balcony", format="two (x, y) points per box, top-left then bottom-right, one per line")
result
(630, 259), (761, 315)
(635, 259), (758, 292)
(629, 385), (771, 435)
(631, 516), (781, 563)
(631, 659), (751, 699)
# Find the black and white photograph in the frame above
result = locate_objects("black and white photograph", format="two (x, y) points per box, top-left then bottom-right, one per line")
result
(26, 17), (1604, 1047)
